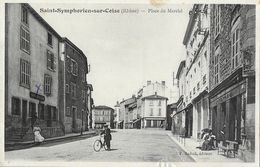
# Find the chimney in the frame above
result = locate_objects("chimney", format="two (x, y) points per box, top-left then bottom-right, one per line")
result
(147, 80), (151, 86)
(155, 92), (157, 95)
(161, 81), (165, 86)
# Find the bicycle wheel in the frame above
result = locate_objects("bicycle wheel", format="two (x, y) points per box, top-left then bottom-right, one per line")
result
(93, 140), (102, 152)
(103, 141), (108, 150)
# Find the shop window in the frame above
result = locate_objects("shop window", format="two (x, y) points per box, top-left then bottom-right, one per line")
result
(12, 97), (21, 115)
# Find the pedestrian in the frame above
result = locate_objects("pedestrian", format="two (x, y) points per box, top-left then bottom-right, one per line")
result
(100, 124), (112, 151)
(33, 122), (45, 145)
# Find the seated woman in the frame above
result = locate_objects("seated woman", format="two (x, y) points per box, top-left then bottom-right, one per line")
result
(33, 123), (45, 145)
(201, 130), (216, 150)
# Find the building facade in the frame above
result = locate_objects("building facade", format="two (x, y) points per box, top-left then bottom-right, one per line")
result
(59, 37), (89, 133)
(182, 4), (210, 138)
(208, 4), (255, 162)
(93, 106), (114, 129)
(172, 61), (186, 135)
(114, 101), (120, 129)
(141, 93), (168, 128)
(5, 3), (64, 141)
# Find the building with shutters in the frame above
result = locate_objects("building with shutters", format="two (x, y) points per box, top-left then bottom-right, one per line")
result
(5, 3), (63, 142)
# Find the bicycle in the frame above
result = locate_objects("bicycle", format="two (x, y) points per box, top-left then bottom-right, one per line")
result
(93, 135), (108, 152)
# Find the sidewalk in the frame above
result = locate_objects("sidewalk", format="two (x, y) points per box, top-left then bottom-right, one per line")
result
(166, 131), (243, 162)
(6, 129), (97, 147)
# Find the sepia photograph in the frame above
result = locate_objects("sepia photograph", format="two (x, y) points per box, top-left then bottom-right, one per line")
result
(1, 0), (259, 166)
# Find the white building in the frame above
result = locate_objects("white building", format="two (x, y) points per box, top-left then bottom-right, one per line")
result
(141, 92), (168, 128)
(182, 4), (210, 139)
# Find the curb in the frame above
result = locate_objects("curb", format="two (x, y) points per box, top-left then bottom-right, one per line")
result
(167, 132), (197, 162)
(5, 131), (97, 148)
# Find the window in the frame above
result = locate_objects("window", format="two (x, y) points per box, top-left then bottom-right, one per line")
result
(214, 5), (221, 37)
(214, 54), (219, 84)
(20, 26), (30, 53)
(21, 6), (28, 25)
(150, 108), (153, 116)
(82, 90), (86, 102)
(12, 97), (21, 115)
(198, 61), (200, 67)
(66, 57), (71, 72)
(82, 71), (86, 82)
(71, 59), (78, 75)
(158, 100), (161, 106)
(71, 82), (76, 98)
(44, 74), (52, 95)
(47, 32), (53, 46)
(197, 82), (200, 91)
(158, 108), (161, 116)
(149, 101), (153, 106)
(193, 87), (196, 94)
(38, 103), (44, 120)
(66, 84), (70, 94)
(47, 50), (55, 71)
(203, 75), (206, 84)
(231, 17), (241, 70)
(66, 107), (71, 116)
(20, 59), (30, 88)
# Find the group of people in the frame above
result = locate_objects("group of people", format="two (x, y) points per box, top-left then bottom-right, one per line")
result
(200, 129), (216, 150)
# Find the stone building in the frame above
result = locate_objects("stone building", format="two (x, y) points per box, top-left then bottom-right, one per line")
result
(93, 105), (114, 129)
(58, 37), (89, 133)
(5, 3), (64, 141)
(208, 4), (255, 162)
(182, 4), (210, 138)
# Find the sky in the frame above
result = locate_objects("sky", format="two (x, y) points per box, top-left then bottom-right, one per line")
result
(30, 3), (192, 107)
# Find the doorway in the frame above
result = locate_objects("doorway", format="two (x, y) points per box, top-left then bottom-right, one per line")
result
(72, 107), (77, 131)
(22, 100), (27, 126)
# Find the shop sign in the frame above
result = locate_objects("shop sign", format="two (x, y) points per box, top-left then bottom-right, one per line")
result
(30, 92), (45, 101)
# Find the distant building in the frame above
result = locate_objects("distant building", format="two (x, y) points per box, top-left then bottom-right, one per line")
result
(172, 61), (186, 135)
(141, 92), (168, 128)
(114, 101), (120, 129)
(59, 37), (89, 133)
(93, 105), (114, 129)
(166, 103), (177, 130)
(5, 3), (63, 141)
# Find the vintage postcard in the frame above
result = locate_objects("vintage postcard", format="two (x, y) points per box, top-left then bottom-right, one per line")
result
(0, 0), (259, 167)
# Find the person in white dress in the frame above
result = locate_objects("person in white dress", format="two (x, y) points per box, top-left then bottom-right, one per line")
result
(33, 123), (44, 144)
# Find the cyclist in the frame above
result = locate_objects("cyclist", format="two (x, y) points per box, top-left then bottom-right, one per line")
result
(100, 124), (112, 151)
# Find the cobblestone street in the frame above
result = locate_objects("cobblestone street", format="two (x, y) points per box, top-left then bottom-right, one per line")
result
(5, 129), (194, 162)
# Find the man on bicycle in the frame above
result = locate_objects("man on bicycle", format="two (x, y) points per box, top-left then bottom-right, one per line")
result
(100, 124), (112, 151)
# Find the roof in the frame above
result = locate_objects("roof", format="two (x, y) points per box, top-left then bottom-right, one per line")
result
(24, 4), (62, 39)
(176, 61), (186, 79)
(93, 105), (114, 110)
(183, 4), (199, 46)
(142, 94), (168, 100)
